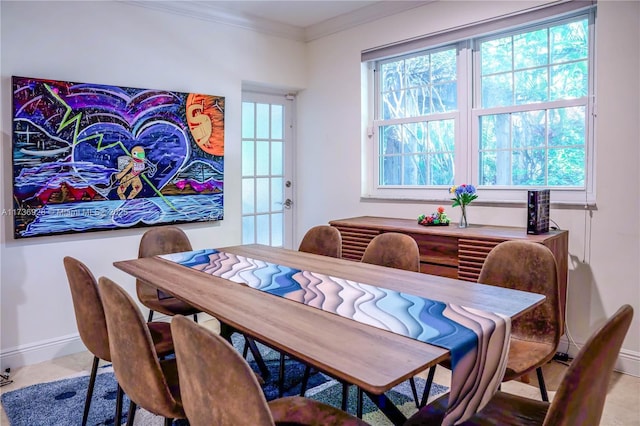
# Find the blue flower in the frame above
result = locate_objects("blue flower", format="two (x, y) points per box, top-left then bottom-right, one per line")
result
(449, 184), (478, 207)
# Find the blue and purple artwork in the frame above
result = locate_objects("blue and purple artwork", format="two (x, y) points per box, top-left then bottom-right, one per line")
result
(11, 76), (224, 238)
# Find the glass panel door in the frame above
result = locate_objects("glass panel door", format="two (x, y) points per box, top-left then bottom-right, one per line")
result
(241, 92), (294, 248)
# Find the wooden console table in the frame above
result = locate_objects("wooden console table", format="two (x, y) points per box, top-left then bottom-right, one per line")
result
(329, 216), (568, 324)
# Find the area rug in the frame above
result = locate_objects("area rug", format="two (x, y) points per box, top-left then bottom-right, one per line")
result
(306, 376), (448, 424)
(1, 337), (448, 425)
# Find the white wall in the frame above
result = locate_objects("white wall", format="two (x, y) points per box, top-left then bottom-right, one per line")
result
(1, 0), (638, 377)
(297, 0), (640, 375)
(0, 0), (306, 368)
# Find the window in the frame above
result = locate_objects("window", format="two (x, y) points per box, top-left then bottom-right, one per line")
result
(365, 5), (595, 205)
(377, 48), (458, 187)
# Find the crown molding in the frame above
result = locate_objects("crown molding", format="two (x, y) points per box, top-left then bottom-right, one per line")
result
(119, 0), (304, 41)
(122, 1), (305, 40)
(120, 1), (433, 42)
(305, 1), (433, 41)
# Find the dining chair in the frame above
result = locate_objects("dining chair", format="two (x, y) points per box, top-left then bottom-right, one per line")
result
(137, 226), (200, 322)
(99, 276), (185, 426)
(483, 241), (562, 402)
(170, 314), (370, 426)
(420, 240), (562, 406)
(404, 304), (634, 425)
(63, 256), (174, 426)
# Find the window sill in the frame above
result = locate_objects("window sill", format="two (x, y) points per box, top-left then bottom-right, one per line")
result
(359, 196), (597, 211)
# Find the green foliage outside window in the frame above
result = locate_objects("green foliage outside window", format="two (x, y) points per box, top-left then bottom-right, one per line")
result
(376, 15), (590, 192)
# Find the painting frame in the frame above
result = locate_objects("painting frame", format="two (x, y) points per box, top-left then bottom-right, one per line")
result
(11, 76), (224, 239)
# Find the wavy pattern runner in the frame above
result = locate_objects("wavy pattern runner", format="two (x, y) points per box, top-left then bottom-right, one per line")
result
(160, 249), (511, 425)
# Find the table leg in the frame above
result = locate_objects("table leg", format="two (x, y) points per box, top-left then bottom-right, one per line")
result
(220, 322), (270, 380)
(420, 366), (436, 407)
(341, 381), (349, 411)
(244, 336), (270, 380)
(363, 390), (407, 426)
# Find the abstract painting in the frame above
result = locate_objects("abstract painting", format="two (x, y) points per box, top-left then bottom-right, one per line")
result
(11, 76), (224, 238)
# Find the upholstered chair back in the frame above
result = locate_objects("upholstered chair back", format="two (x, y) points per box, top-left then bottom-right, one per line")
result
(99, 277), (184, 420)
(479, 241), (561, 346)
(172, 315), (276, 425)
(64, 256), (111, 362)
(298, 225), (342, 258)
(361, 232), (420, 272)
(543, 304), (633, 425)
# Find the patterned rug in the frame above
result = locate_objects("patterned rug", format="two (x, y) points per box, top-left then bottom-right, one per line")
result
(1, 338), (448, 425)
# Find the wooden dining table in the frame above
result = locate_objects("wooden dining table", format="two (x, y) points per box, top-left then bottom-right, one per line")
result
(114, 244), (545, 425)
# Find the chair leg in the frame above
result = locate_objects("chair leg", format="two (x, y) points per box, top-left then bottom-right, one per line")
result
(420, 366), (437, 408)
(147, 310), (154, 322)
(115, 384), (124, 426)
(193, 313), (198, 323)
(278, 352), (286, 397)
(299, 365), (311, 396)
(125, 400), (137, 426)
(536, 367), (549, 402)
(357, 387), (364, 418)
(82, 356), (100, 426)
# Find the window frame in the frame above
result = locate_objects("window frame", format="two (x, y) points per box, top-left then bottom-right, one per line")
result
(363, 7), (596, 206)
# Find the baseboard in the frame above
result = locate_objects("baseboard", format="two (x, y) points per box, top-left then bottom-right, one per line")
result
(617, 348), (640, 377)
(0, 312), (218, 371)
(560, 336), (640, 377)
(0, 333), (86, 371)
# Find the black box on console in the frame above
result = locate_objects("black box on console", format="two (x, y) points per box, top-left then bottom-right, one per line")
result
(527, 189), (550, 234)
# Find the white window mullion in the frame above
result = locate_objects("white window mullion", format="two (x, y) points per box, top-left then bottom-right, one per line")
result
(458, 41), (473, 186)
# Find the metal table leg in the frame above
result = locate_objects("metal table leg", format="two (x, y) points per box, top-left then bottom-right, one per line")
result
(363, 390), (407, 426)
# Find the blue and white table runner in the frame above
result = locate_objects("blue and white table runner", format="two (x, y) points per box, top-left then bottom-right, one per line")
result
(161, 249), (511, 425)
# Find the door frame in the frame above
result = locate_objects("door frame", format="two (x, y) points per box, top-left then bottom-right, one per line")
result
(241, 88), (296, 249)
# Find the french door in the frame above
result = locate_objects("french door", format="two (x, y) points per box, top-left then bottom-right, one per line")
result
(241, 91), (295, 248)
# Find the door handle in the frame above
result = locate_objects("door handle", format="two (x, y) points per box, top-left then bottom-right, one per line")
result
(275, 199), (293, 209)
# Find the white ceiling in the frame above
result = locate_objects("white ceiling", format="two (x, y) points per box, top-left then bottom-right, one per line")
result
(124, 1), (431, 42)
(206, 1), (382, 28)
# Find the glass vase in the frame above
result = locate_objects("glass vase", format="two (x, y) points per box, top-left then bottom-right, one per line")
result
(459, 205), (468, 228)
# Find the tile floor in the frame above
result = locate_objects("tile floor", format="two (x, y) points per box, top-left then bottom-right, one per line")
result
(2, 319), (639, 425)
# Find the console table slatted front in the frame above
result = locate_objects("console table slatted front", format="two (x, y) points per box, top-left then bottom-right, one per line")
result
(329, 216), (569, 328)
